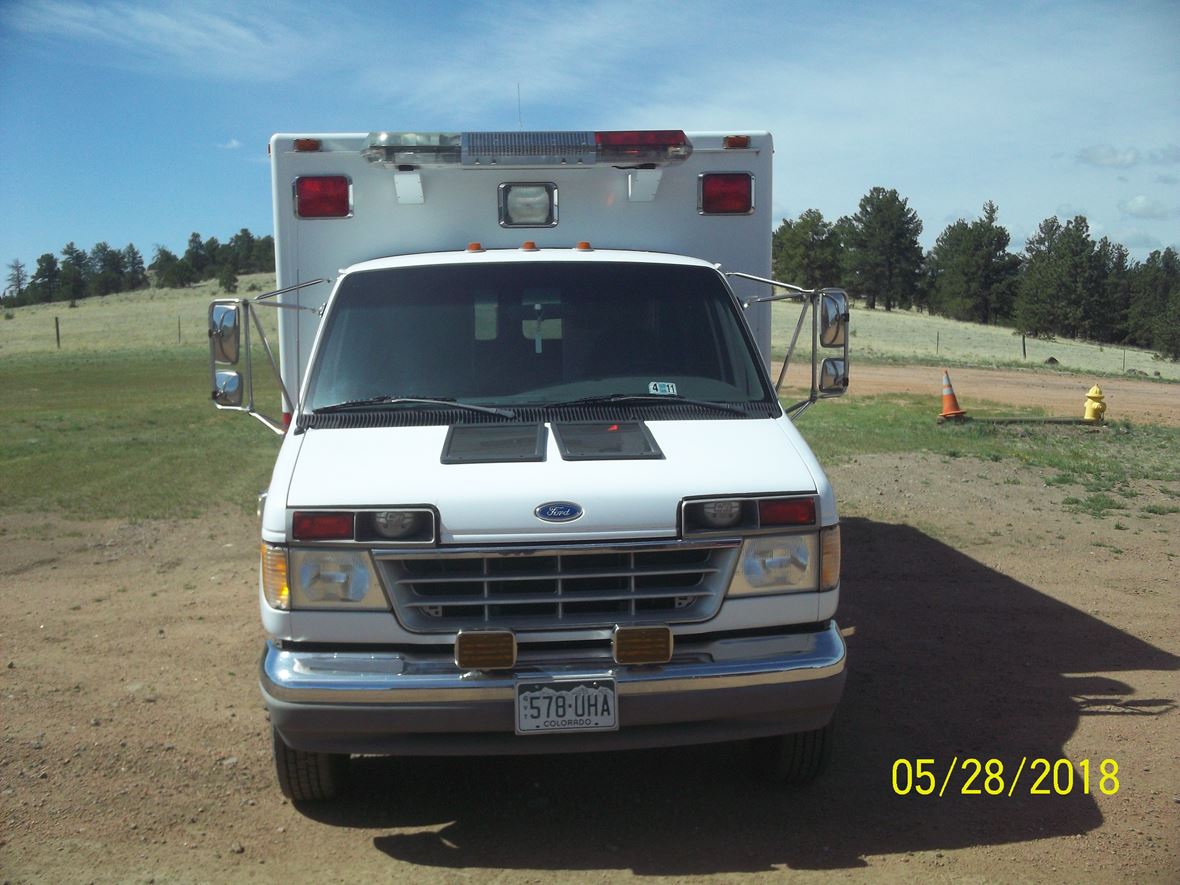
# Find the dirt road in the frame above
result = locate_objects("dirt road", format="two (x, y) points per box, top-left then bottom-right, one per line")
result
(849, 364), (1180, 426)
(2, 369), (1178, 883)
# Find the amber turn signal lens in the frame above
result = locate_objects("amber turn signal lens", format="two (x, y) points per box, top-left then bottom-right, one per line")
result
(455, 630), (516, 670)
(261, 544), (290, 611)
(821, 525), (841, 592)
(613, 626), (673, 665)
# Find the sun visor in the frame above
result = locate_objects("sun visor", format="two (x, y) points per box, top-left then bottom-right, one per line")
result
(441, 424), (548, 464)
(552, 422), (664, 461)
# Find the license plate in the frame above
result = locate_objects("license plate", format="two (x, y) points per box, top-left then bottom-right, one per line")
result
(515, 677), (618, 735)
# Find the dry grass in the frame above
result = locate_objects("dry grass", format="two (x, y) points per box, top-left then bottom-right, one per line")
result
(0, 273), (278, 356)
(5, 274), (1176, 382)
(768, 298), (1180, 381)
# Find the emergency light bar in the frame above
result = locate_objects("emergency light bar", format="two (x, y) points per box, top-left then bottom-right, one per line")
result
(362, 130), (692, 168)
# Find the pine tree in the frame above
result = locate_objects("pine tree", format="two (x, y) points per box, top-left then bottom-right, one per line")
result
(5, 259), (27, 299)
(123, 244), (149, 290)
(925, 202), (1021, 323)
(89, 241), (126, 295)
(59, 242), (89, 303)
(841, 187), (923, 310)
(27, 253), (61, 304)
(772, 209), (843, 289)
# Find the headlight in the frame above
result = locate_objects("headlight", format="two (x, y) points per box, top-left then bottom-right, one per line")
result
(728, 533), (819, 596)
(289, 548), (388, 610)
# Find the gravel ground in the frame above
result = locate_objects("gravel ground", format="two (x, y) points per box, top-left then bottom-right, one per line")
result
(2, 368), (1177, 883)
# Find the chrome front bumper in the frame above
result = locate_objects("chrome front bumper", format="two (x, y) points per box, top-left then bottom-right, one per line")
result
(262, 622), (847, 755)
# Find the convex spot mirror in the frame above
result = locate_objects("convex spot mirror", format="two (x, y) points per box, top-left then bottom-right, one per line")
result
(819, 358), (848, 397)
(209, 303), (241, 365)
(819, 289), (849, 349)
(213, 370), (244, 408)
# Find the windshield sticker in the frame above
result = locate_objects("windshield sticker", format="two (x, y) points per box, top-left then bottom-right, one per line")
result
(648, 381), (678, 396)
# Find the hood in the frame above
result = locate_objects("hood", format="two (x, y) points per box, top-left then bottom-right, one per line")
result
(283, 418), (823, 544)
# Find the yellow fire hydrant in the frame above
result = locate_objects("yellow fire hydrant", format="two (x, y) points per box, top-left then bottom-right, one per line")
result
(1084, 385), (1106, 423)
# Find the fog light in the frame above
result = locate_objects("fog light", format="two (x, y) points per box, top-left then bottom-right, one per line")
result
(700, 499), (742, 528)
(373, 510), (422, 539)
(613, 626), (673, 665)
(455, 630), (516, 670)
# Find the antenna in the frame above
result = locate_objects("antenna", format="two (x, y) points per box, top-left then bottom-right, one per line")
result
(517, 83), (523, 129)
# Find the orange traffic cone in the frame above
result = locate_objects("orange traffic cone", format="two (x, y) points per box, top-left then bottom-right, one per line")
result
(939, 369), (967, 421)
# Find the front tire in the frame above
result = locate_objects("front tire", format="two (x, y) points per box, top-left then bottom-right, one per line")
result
(272, 727), (349, 802)
(745, 723), (833, 785)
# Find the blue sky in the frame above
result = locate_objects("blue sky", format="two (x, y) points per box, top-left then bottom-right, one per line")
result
(1, 0), (1178, 276)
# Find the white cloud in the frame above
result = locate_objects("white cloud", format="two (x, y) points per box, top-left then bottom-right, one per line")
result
(1118, 195), (1173, 220)
(1077, 145), (1140, 168)
(355, 0), (723, 121)
(1146, 145), (1180, 165)
(218, 138), (242, 150)
(7, 0), (330, 81)
(1076, 144), (1180, 170)
(1057, 203), (1088, 219)
(1113, 228), (1163, 250)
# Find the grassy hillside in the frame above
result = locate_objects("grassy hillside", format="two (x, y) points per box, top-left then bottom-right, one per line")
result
(768, 298), (1179, 381)
(2, 276), (1177, 522)
(0, 273), (277, 357)
(5, 274), (1174, 380)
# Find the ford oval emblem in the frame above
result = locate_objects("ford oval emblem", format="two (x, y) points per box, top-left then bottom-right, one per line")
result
(535, 501), (584, 523)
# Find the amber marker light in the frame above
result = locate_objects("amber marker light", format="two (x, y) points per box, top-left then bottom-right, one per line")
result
(821, 525), (842, 592)
(261, 545), (290, 610)
(614, 626), (673, 665)
(455, 630), (517, 670)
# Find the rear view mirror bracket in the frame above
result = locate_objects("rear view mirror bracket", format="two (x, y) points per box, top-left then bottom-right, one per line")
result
(727, 272), (850, 417)
(208, 278), (329, 434)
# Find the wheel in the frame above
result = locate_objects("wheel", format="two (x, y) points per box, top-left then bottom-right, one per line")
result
(745, 723), (833, 785)
(272, 727), (349, 802)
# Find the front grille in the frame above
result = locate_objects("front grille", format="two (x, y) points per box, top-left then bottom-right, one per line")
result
(378, 540), (738, 633)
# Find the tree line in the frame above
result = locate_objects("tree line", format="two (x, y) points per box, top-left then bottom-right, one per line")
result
(4, 228), (275, 307)
(773, 188), (1180, 360)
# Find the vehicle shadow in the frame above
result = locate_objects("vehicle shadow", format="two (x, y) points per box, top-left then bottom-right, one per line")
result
(300, 517), (1178, 874)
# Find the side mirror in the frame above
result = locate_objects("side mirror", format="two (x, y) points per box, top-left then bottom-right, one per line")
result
(819, 358), (848, 397)
(819, 289), (848, 348)
(209, 302), (241, 365)
(213, 370), (244, 408)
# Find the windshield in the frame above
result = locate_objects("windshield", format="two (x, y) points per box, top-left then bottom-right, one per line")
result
(303, 261), (772, 411)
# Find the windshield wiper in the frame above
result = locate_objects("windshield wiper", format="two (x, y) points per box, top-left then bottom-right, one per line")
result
(543, 393), (749, 415)
(313, 396), (516, 418)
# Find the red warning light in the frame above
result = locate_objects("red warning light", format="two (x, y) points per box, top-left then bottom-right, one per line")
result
(295, 176), (350, 218)
(700, 173), (753, 215)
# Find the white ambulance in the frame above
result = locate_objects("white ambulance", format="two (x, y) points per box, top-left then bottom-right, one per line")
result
(210, 129), (850, 801)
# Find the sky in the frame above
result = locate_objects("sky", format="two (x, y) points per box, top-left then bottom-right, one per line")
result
(1, 0), (1178, 278)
